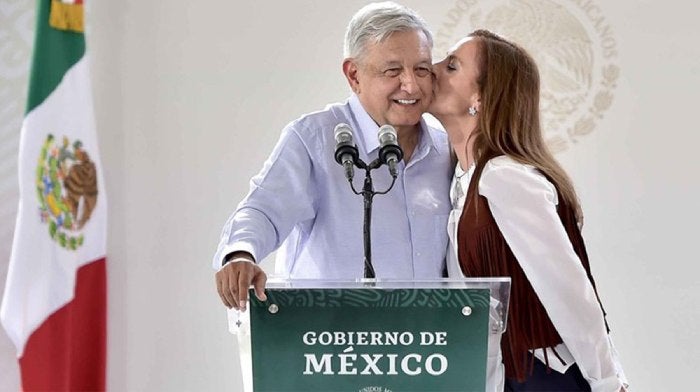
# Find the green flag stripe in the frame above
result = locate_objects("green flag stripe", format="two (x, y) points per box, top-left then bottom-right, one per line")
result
(26, 0), (86, 114)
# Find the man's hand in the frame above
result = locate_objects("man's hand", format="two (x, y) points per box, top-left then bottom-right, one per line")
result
(215, 254), (267, 311)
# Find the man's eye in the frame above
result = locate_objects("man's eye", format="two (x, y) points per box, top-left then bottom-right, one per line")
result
(384, 68), (401, 77)
(447, 62), (457, 71)
(415, 67), (431, 77)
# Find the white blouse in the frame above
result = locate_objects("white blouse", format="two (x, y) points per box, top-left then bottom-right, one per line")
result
(447, 156), (628, 392)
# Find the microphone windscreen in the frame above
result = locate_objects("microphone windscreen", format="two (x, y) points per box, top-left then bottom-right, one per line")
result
(377, 124), (398, 147)
(334, 123), (354, 144)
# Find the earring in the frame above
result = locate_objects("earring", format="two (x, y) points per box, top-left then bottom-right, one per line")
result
(468, 106), (478, 116)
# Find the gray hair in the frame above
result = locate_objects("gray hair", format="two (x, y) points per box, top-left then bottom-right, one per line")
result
(343, 2), (433, 60)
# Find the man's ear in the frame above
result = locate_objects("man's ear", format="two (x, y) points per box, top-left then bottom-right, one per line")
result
(343, 59), (361, 94)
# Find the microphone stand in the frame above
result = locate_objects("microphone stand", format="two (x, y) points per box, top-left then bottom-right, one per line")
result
(348, 158), (396, 279)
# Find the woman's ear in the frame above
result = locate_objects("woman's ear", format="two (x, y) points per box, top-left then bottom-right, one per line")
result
(472, 94), (481, 113)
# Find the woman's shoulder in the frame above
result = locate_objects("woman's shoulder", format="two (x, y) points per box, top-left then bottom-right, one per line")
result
(479, 155), (558, 205)
(483, 155), (534, 172)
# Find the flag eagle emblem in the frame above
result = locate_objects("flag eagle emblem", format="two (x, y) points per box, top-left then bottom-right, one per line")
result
(36, 134), (98, 250)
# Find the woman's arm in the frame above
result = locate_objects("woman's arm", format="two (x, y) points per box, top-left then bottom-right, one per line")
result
(479, 157), (624, 392)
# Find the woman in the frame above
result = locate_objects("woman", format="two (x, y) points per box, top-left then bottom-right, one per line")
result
(429, 30), (628, 391)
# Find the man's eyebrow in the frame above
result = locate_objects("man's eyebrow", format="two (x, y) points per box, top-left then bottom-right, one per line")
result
(380, 60), (433, 67)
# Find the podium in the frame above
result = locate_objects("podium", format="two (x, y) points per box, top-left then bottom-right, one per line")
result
(229, 278), (510, 392)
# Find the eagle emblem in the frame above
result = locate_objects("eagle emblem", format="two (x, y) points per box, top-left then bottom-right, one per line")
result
(36, 134), (98, 250)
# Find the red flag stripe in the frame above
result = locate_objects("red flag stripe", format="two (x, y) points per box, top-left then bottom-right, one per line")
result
(19, 258), (106, 391)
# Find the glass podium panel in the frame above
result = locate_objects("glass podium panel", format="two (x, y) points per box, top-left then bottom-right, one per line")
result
(229, 278), (510, 392)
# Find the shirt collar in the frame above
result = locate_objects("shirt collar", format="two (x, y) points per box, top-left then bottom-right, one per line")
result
(348, 94), (381, 154)
(348, 94), (439, 156)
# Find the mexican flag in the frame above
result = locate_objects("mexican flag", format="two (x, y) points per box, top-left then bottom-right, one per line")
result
(0, 0), (107, 390)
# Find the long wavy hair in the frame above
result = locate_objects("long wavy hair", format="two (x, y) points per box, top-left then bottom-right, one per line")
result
(469, 29), (581, 215)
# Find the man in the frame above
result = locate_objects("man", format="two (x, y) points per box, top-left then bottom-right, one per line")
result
(214, 2), (452, 310)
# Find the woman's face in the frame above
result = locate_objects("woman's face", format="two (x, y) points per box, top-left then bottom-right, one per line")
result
(429, 37), (481, 120)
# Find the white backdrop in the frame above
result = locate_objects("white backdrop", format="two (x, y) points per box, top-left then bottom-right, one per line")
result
(2, 0), (700, 391)
(0, 1), (32, 390)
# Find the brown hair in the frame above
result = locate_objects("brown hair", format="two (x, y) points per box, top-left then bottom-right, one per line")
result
(469, 29), (581, 215)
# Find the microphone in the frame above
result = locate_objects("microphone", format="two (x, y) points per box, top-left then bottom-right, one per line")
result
(334, 123), (359, 181)
(377, 125), (403, 178)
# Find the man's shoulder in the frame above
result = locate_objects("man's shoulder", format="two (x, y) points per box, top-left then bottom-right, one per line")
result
(286, 99), (353, 137)
(424, 122), (448, 139)
(422, 118), (450, 152)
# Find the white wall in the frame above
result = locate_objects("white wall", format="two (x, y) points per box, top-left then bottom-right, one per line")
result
(2, 0), (699, 391)
(0, 1), (32, 390)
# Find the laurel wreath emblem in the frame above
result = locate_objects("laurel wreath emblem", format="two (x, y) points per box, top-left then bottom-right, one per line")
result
(36, 134), (98, 250)
(435, 0), (620, 153)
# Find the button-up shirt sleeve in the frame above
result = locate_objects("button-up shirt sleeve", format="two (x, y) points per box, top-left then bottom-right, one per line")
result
(479, 158), (624, 392)
(212, 123), (317, 268)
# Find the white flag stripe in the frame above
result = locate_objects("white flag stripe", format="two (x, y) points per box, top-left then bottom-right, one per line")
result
(0, 56), (106, 356)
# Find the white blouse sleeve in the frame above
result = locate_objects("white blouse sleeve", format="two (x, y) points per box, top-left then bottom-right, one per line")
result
(479, 157), (623, 392)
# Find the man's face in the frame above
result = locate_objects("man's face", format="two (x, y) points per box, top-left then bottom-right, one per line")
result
(344, 29), (433, 134)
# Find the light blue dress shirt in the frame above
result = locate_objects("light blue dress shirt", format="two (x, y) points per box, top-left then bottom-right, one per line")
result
(213, 95), (452, 279)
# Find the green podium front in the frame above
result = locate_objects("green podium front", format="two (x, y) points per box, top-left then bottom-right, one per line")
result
(230, 278), (510, 392)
